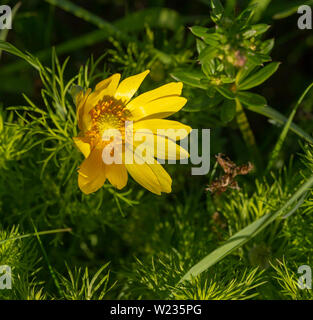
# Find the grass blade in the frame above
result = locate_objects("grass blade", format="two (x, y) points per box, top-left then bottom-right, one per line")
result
(267, 81), (313, 171)
(180, 174), (313, 282)
(244, 104), (313, 144)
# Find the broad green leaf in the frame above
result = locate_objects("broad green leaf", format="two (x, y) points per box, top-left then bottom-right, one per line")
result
(180, 174), (313, 282)
(170, 70), (208, 89)
(246, 51), (271, 65)
(215, 86), (236, 100)
(260, 38), (275, 55)
(203, 34), (220, 46)
(237, 62), (280, 90)
(189, 26), (209, 38)
(201, 61), (215, 77)
(243, 24), (270, 39)
(235, 61), (257, 85)
(237, 91), (267, 107)
(221, 99), (236, 122)
(196, 39), (206, 55)
(199, 46), (219, 62)
(183, 93), (223, 112)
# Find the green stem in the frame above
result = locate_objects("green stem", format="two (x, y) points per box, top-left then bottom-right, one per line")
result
(235, 98), (261, 168)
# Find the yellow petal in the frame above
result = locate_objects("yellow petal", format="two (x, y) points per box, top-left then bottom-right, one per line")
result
(126, 82), (183, 112)
(149, 162), (172, 193)
(125, 150), (171, 195)
(133, 133), (189, 160)
(78, 148), (106, 194)
(105, 163), (128, 190)
(95, 73), (121, 92)
(114, 70), (150, 104)
(133, 119), (191, 141)
(129, 96), (187, 121)
(73, 136), (91, 158)
(76, 88), (92, 131)
(81, 74), (121, 131)
(75, 91), (84, 109)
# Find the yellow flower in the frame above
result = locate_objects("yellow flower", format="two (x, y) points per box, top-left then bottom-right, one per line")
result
(73, 70), (191, 195)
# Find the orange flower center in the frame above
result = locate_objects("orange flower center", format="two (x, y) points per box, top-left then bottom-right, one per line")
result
(85, 98), (131, 148)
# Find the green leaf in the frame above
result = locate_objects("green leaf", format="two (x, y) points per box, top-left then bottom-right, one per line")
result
(244, 104), (313, 144)
(220, 75), (235, 84)
(196, 39), (206, 55)
(170, 70), (208, 89)
(221, 99), (236, 122)
(237, 91), (267, 107)
(243, 24), (270, 39)
(237, 62), (281, 90)
(260, 38), (275, 55)
(236, 4), (257, 25)
(246, 51), (271, 65)
(201, 61), (215, 77)
(179, 174), (313, 282)
(189, 26), (209, 38)
(202, 34), (220, 46)
(183, 93), (223, 112)
(215, 86), (236, 100)
(199, 46), (219, 62)
(210, 0), (224, 22)
(235, 61), (257, 85)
